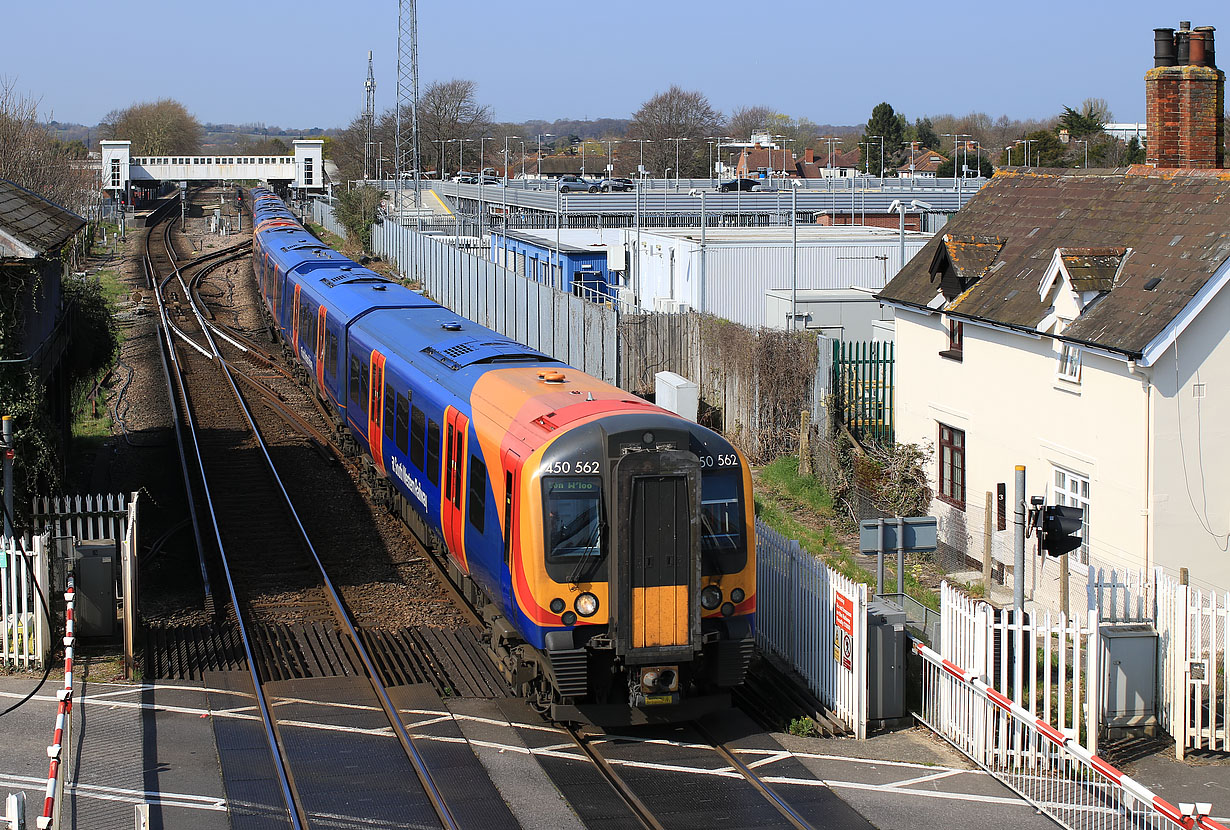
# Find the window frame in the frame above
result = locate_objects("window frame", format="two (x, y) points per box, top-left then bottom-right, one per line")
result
(1051, 466), (1091, 564)
(940, 319), (964, 361)
(468, 455), (486, 532)
(937, 423), (966, 510)
(1056, 341), (1082, 383)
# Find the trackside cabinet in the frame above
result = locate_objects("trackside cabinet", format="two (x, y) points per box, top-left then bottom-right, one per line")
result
(867, 599), (906, 721)
(1101, 623), (1158, 730)
(74, 540), (118, 638)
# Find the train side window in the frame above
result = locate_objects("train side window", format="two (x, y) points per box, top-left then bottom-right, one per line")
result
(468, 455), (486, 533)
(395, 392), (409, 453)
(326, 331), (338, 377)
(425, 420), (441, 486)
(359, 361), (370, 416)
(349, 355), (361, 406)
(410, 406), (426, 469)
(503, 471), (514, 564)
(383, 382), (395, 440)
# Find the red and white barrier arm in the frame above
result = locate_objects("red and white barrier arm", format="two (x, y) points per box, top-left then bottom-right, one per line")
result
(36, 576), (75, 830)
(914, 640), (1226, 830)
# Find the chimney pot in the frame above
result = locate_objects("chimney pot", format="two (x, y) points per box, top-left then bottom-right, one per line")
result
(1196, 25), (1216, 68)
(1177, 30), (1191, 65)
(1180, 20), (1191, 31)
(1191, 30), (1208, 67)
(1155, 27), (1178, 66)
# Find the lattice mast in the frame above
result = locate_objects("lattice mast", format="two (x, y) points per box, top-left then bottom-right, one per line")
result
(395, 0), (422, 215)
(364, 50), (376, 180)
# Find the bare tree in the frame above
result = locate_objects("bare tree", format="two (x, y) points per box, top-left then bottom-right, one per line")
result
(417, 79), (493, 175)
(99, 99), (203, 154)
(626, 86), (723, 177)
(0, 79), (95, 211)
(727, 106), (774, 141)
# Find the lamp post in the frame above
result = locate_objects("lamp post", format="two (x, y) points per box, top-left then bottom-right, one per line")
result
(1075, 138), (1089, 168)
(604, 138), (620, 183)
(1015, 138), (1038, 167)
(666, 137), (687, 189)
(478, 136), (493, 240)
(902, 140), (918, 177)
(706, 136), (730, 187)
(535, 133), (554, 182)
(633, 138), (654, 182)
(519, 140), (527, 181)
(502, 135), (519, 229)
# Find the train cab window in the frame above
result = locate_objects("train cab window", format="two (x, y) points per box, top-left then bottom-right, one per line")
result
(326, 331), (338, 377)
(395, 392), (409, 453)
(468, 456), (486, 533)
(383, 383), (396, 440)
(426, 420), (441, 486)
(410, 406), (426, 469)
(700, 472), (746, 575)
(349, 355), (361, 407)
(543, 477), (603, 577)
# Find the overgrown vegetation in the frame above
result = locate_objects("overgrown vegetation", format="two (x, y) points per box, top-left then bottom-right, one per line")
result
(756, 454), (940, 610)
(332, 186), (384, 250)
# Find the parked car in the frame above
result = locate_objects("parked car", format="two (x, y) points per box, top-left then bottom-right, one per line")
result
(454, 173), (478, 184)
(600, 177), (634, 192)
(717, 178), (762, 192)
(557, 175), (600, 193)
(478, 176), (501, 186)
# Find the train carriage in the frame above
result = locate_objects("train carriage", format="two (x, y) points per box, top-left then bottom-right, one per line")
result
(249, 188), (755, 723)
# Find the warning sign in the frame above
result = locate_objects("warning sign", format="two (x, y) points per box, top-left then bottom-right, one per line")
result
(834, 590), (854, 671)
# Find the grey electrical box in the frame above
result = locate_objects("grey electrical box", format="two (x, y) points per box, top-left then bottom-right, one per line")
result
(1101, 624), (1158, 727)
(74, 540), (117, 638)
(867, 599), (907, 721)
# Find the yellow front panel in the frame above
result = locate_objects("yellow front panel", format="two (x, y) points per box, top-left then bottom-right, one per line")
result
(633, 586), (688, 648)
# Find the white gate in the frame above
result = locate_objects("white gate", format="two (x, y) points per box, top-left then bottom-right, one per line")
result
(32, 492), (130, 542)
(0, 534), (51, 667)
(937, 581), (1100, 753)
(756, 520), (868, 737)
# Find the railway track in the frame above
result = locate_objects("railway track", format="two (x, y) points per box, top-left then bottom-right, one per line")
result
(144, 196), (515, 830)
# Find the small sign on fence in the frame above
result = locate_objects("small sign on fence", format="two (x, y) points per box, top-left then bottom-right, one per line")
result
(835, 590), (854, 671)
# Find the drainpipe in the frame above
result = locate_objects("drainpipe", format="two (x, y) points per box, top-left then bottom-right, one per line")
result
(1129, 360), (1153, 576)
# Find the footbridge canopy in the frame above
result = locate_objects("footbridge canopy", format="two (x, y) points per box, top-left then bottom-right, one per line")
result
(100, 139), (324, 195)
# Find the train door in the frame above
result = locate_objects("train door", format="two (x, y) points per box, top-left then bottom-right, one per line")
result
(315, 306), (327, 389)
(615, 452), (700, 653)
(441, 406), (470, 573)
(367, 351), (386, 474)
(292, 284), (301, 348)
(500, 448), (521, 608)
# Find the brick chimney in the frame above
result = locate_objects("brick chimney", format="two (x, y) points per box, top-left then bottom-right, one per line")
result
(805, 147), (815, 164)
(1146, 22), (1225, 168)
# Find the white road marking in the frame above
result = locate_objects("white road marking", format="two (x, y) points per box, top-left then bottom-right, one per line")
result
(0, 773), (226, 812)
(887, 769), (965, 788)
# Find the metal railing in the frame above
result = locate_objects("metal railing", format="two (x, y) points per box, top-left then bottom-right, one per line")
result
(915, 639), (1224, 830)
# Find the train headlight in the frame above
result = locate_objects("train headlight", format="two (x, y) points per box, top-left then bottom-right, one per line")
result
(731, 588), (746, 604)
(700, 585), (723, 610)
(549, 598), (566, 614)
(721, 602), (735, 617)
(574, 592), (599, 617)
(562, 611), (578, 626)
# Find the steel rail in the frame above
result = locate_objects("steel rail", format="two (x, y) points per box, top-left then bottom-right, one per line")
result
(693, 722), (815, 830)
(149, 214), (306, 830)
(172, 206), (461, 830)
(564, 725), (666, 830)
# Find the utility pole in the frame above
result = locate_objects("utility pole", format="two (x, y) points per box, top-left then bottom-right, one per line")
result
(1, 415), (12, 538)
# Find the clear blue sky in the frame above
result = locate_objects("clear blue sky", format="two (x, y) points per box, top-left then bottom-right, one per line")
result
(6, 1), (1228, 129)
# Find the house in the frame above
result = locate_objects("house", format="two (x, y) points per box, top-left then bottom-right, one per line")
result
(814, 148), (862, 178)
(876, 23), (1230, 596)
(897, 148), (948, 178)
(732, 144), (797, 179)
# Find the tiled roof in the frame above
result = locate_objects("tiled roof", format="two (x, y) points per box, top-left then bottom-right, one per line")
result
(820, 148), (861, 169)
(898, 148), (947, 173)
(0, 179), (85, 259)
(877, 166), (1230, 357)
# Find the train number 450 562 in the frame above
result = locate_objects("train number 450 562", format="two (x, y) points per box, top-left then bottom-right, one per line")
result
(541, 460), (602, 475)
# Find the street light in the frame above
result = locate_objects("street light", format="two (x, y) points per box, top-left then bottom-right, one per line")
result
(706, 136), (731, 187)
(501, 135), (520, 230)
(1015, 138), (1038, 167)
(632, 138), (654, 181)
(1074, 138), (1089, 169)
(604, 138), (621, 182)
(535, 133), (554, 182)
(666, 137), (687, 189)
(478, 136), (494, 240)
(888, 198), (932, 273)
(902, 140), (918, 177)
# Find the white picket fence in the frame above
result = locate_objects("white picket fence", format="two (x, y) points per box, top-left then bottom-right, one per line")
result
(1, 534), (51, 668)
(756, 519), (869, 738)
(32, 492), (130, 543)
(939, 581), (1100, 753)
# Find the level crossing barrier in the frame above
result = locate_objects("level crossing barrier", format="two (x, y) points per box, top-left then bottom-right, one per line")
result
(35, 574), (74, 830)
(915, 638), (1225, 830)
(755, 519), (868, 737)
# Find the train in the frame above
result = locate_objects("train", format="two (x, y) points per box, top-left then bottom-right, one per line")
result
(248, 188), (756, 723)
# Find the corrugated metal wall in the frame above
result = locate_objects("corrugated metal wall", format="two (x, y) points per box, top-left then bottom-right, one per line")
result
(367, 217), (620, 385)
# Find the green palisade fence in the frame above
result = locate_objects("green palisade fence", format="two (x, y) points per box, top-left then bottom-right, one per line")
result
(832, 339), (894, 445)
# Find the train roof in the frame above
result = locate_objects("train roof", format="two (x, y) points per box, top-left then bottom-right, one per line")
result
(351, 307), (560, 391)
